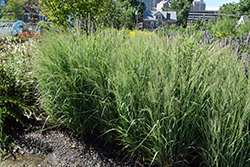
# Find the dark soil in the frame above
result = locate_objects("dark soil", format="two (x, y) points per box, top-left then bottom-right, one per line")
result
(1, 118), (146, 167)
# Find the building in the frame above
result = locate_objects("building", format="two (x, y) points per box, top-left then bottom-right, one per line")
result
(155, 0), (171, 11)
(21, 2), (40, 23)
(142, 10), (177, 30)
(188, 10), (218, 22)
(190, 0), (206, 11)
(138, 0), (158, 11)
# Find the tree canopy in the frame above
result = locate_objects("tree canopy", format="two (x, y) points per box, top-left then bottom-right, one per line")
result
(219, 0), (250, 16)
(168, 0), (193, 27)
(38, 0), (116, 27)
(219, 2), (239, 15)
(38, 0), (145, 29)
(0, 0), (30, 20)
(111, 0), (146, 29)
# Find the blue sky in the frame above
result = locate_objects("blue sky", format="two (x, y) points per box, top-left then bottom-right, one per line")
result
(205, 0), (240, 10)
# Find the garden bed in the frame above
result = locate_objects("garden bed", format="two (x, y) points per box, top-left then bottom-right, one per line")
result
(1, 118), (137, 167)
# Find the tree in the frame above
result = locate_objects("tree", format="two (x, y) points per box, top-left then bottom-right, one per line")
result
(111, 0), (146, 29)
(0, 0), (35, 20)
(219, 2), (239, 15)
(1, 0), (24, 20)
(38, 0), (145, 30)
(38, 0), (116, 28)
(168, 0), (193, 27)
(238, 0), (250, 15)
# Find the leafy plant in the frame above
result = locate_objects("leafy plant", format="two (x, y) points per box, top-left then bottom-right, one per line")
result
(0, 36), (40, 152)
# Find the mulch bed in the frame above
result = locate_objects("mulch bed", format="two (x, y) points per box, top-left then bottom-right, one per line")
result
(1, 118), (146, 167)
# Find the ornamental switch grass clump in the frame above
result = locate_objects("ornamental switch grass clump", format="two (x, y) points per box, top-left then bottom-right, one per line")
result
(33, 27), (250, 166)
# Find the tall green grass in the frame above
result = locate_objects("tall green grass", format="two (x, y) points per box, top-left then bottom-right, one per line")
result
(33, 27), (250, 166)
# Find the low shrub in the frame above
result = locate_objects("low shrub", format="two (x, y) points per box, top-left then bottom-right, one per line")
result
(0, 37), (39, 151)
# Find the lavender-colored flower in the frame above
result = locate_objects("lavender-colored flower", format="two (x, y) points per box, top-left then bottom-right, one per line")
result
(229, 36), (233, 46)
(211, 34), (216, 43)
(242, 41), (246, 48)
(205, 30), (210, 39)
(241, 32), (244, 44)
(167, 33), (170, 38)
(186, 27), (189, 36)
(225, 37), (228, 46)
(171, 32), (174, 38)
(235, 38), (240, 47)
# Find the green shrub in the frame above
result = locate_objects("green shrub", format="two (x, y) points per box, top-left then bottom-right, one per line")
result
(0, 37), (39, 150)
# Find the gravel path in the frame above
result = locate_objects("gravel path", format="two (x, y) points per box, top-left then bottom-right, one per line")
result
(1, 118), (144, 167)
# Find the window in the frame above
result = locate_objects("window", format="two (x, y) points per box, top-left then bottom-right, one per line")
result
(155, 22), (159, 27)
(150, 22), (154, 27)
(156, 15), (162, 20)
(28, 15), (31, 20)
(163, 22), (166, 27)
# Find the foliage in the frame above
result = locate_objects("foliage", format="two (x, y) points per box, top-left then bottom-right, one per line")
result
(238, 0), (250, 15)
(33, 27), (250, 166)
(0, 0), (34, 20)
(110, 0), (146, 29)
(168, 0), (193, 27)
(219, 2), (239, 15)
(0, 36), (39, 151)
(38, 0), (116, 29)
(0, 0), (24, 20)
(191, 16), (250, 41)
(219, 0), (250, 16)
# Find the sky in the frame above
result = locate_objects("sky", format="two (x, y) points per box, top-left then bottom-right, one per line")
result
(205, 0), (240, 10)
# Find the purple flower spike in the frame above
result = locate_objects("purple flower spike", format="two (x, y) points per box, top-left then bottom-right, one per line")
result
(186, 27), (189, 36)
(229, 36), (233, 46)
(242, 41), (246, 48)
(225, 37), (228, 46)
(211, 34), (216, 43)
(235, 38), (240, 47)
(241, 32), (244, 44)
(168, 33), (170, 38)
(206, 30), (210, 39)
